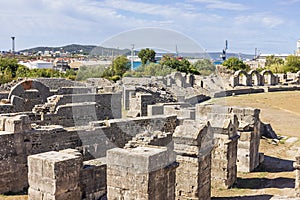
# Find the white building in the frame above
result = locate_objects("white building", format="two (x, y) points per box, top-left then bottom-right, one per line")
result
(19, 60), (53, 69)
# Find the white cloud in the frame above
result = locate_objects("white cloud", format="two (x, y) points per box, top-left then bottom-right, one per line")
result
(278, 0), (300, 5)
(188, 0), (249, 11)
(235, 13), (284, 28)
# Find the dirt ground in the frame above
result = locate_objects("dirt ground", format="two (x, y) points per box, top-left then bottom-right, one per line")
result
(209, 91), (300, 199)
(208, 91), (300, 137)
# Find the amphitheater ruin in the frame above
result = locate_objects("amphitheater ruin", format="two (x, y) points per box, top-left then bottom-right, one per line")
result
(0, 68), (300, 199)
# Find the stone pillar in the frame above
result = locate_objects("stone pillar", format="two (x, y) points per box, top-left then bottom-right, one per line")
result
(196, 104), (262, 172)
(294, 156), (300, 197)
(28, 151), (83, 200)
(209, 114), (239, 189)
(122, 85), (136, 110)
(107, 146), (178, 200)
(0, 114), (30, 193)
(173, 120), (214, 200)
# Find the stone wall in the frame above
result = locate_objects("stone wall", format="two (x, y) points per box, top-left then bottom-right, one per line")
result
(0, 115), (30, 193)
(294, 156), (300, 197)
(128, 92), (156, 117)
(173, 120), (214, 200)
(33, 93), (122, 127)
(164, 105), (196, 120)
(36, 78), (86, 90)
(80, 157), (107, 200)
(0, 113), (177, 194)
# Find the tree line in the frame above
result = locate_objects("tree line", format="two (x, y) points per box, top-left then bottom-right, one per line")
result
(0, 57), (76, 84)
(222, 55), (300, 73)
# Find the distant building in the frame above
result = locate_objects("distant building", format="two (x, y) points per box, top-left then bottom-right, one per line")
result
(69, 60), (111, 70)
(54, 60), (70, 71)
(244, 60), (265, 69)
(297, 40), (300, 55)
(258, 54), (290, 61)
(19, 60), (53, 69)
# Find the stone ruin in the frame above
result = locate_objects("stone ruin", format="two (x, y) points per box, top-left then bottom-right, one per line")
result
(230, 70), (279, 87)
(0, 77), (298, 199)
(196, 104), (263, 173)
(229, 69), (300, 87)
(173, 120), (213, 199)
(295, 156), (300, 197)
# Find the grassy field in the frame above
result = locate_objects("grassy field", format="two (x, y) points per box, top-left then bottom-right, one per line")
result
(209, 91), (300, 198)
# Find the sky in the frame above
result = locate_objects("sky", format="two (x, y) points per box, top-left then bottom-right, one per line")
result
(0, 0), (299, 54)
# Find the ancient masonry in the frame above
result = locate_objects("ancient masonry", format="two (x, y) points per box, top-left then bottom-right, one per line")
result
(173, 120), (213, 199)
(0, 75), (298, 199)
(295, 156), (300, 197)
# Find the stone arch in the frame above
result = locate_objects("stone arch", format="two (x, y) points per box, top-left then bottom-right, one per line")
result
(249, 70), (261, 86)
(173, 72), (184, 87)
(295, 71), (300, 84)
(234, 70), (249, 86)
(261, 70), (274, 85)
(8, 79), (51, 103)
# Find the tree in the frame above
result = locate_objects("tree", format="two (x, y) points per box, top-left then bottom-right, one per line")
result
(284, 55), (300, 73)
(160, 55), (200, 75)
(193, 59), (216, 75)
(112, 56), (131, 76)
(265, 55), (284, 67)
(0, 57), (20, 78)
(222, 57), (250, 71)
(138, 48), (156, 65)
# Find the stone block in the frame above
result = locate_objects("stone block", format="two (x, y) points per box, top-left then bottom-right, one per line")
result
(107, 146), (177, 200)
(107, 146), (174, 174)
(28, 151), (82, 196)
(173, 121), (207, 146)
(147, 105), (164, 116)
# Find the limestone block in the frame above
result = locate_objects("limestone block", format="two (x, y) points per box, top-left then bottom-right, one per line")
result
(4, 115), (31, 133)
(28, 151), (82, 195)
(239, 131), (253, 141)
(107, 146), (177, 200)
(147, 105), (164, 116)
(0, 117), (6, 131)
(80, 158), (107, 200)
(173, 121), (207, 146)
(107, 146), (174, 174)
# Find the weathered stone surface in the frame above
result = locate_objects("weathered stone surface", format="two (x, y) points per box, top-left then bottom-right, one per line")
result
(196, 104), (261, 172)
(208, 113), (239, 189)
(294, 156), (300, 197)
(28, 151), (83, 200)
(174, 120), (213, 200)
(80, 157), (107, 200)
(107, 146), (178, 200)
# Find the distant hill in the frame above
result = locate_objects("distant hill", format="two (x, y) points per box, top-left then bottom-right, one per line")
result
(20, 44), (253, 60)
(20, 44), (130, 55)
